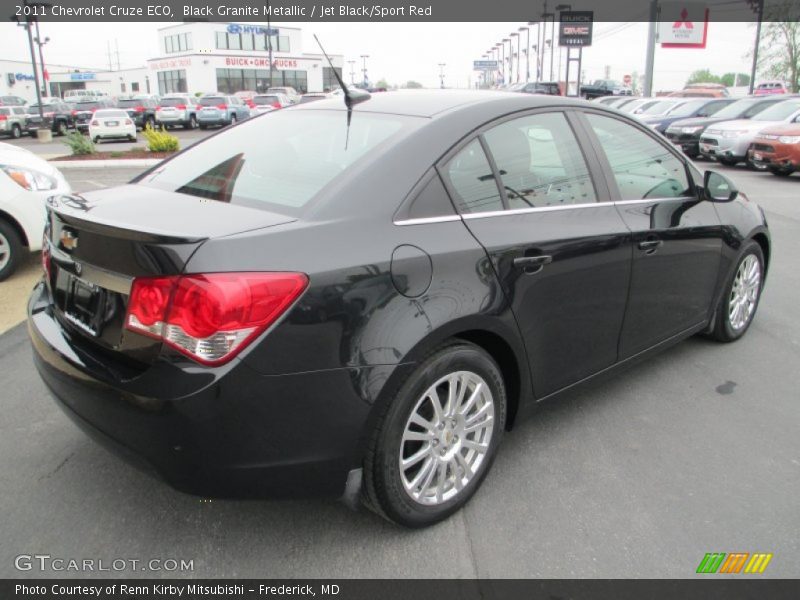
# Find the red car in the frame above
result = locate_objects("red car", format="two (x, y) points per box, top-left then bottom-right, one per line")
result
(749, 123), (800, 176)
(754, 81), (789, 96)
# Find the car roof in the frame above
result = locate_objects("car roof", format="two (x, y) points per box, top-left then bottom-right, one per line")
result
(292, 89), (587, 118)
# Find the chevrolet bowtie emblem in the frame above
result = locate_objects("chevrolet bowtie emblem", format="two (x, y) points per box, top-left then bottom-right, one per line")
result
(60, 229), (78, 251)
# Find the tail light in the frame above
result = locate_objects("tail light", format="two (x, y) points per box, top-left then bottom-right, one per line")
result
(272, 102), (281, 109)
(246, 100), (255, 108)
(135, 106), (145, 112)
(41, 238), (51, 279)
(0, 115), (6, 121)
(195, 105), (202, 111)
(90, 120), (99, 126)
(71, 110), (78, 116)
(155, 106), (162, 111)
(125, 119), (132, 125)
(217, 103), (228, 110)
(176, 104), (187, 110)
(125, 272), (309, 366)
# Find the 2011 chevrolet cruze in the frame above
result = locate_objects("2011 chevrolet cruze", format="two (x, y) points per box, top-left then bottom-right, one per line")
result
(28, 91), (770, 528)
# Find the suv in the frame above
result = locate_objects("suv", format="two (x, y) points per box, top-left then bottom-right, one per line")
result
(0, 95), (27, 107)
(116, 96), (158, 130)
(514, 81), (561, 96)
(72, 99), (116, 133)
(754, 81), (789, 96)
(155, 95), (198, 130)
(267, 86), (300, 104)
(25, 101), (75, 136)
(0, 106), (28, 139)
(196, 94), (249, 129)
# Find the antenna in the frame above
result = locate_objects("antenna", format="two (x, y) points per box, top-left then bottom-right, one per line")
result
(313, 34), (370, 149)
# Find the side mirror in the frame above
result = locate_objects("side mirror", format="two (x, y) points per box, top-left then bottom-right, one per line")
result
(703, 170), (738, 202)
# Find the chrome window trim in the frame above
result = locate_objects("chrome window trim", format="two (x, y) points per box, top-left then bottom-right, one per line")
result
(393, 196), (694, 225)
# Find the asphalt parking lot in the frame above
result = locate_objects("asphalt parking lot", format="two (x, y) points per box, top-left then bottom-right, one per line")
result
(0, 163), (798, 578)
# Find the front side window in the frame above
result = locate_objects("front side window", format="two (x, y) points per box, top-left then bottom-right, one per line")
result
(441, 139), (503, 214)
(585, 113), (691, 200)
(483, 112), (596, 208)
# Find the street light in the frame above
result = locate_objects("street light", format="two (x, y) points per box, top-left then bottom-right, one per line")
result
(360, 54), (369, 87)
(438, 63), (446, 89)
(510, 32), (519, 84)
(33, 23), (49, 97)
(556, 4), (572, 86)
(520, 26), (530, 83)
(347, 60), (356, 84)
(542, 11), (555, 81)
(497, 42), (505, 85)
(503, 38), (511, 86)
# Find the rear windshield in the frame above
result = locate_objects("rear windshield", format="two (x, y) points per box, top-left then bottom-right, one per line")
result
(253, 95), (279, 105)
(75, 102), (102, 111)
(117, 99), (144, 108)
(753, 100), (800, 121)
(199, 97), (225, 106)
(95, 110), (128, 118)
(29, 104), (56, 112)
(138, 110), (419, 214)
(159, 97), (190, 107)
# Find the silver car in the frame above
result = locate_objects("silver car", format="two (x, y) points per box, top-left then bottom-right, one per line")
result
(0, 106), (27, 139)
(154, 95), (198, 130)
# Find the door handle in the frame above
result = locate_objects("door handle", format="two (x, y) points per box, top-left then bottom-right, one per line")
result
(513, 255), (552, 274)
(638, 239), (663, 254)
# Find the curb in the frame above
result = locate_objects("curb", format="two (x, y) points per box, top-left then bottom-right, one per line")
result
(48, 159), (162, 169)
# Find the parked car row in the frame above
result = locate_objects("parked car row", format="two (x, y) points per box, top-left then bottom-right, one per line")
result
(594, 93), (800, 177)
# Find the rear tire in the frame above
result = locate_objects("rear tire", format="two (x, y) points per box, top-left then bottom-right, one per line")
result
(0, 220), (23, 282)
(363, 342), (506, 528)
(718, 157), (738, 167)
(11, 124), (21, 139)
(768, 165), (794, 177)
(707, 240), (764, 343)
(56, 121), (68, 136)
(185, 115), (197, 130)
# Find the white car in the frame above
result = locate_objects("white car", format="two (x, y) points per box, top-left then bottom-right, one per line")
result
(88, 109), (136, 143)
(699, 98), (800, 167)
(0, 142), (71, 280)
(249, 93), (291, 116)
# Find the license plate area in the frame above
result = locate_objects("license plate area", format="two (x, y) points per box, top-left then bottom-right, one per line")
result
(63, 275), (105, 337)
(105, 121), (118, 126)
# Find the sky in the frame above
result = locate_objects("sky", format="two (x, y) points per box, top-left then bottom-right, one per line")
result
(0, 21), (758, 91)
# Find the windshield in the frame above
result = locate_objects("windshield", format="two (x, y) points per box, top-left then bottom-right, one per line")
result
(138, 110), (419, 214)
(253, 96), (279, 105)
(665, 99), (709, 118)
(642, 100), (679, 115)
(159, 98), (190, 107)
(753, 100), (800, 121)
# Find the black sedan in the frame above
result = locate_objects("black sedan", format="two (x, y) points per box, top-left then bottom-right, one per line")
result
(28, 91), (770, 528)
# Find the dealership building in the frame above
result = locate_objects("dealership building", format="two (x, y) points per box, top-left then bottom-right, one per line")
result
(1, 22), (343, 102)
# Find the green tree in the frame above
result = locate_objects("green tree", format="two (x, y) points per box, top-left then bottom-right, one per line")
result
(404, 80), (423, 89)
(755, 7), (800, 92)
(686, 69), (722, 86)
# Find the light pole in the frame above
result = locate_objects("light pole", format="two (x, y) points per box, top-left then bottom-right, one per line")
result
(504, 38), (512, 84)
(556, 4), (572, 86)
(510, 32), (519, 84)
(360, 54), (369, 87)
(542, 11), (555, 81)
(520, 26), (530, 82)
(33, 22), (49, 97)
(347, 60), (356, 84)
(438, 63), (446, 89)
(498, 42), (506, 85)
(491, 47), (499, 85)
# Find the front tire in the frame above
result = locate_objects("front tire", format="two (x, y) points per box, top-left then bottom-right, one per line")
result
(718, 157), (738, 167)
(363, 342), (506, 528)
(708, 241), (764, 342)
(0, 220), (23, 282)
(768, 165), (794, 177)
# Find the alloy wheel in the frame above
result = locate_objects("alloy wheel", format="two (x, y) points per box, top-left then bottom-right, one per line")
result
(399, 371), (495, 506)
(0, 231), (10, 271)
(728, 254), (761, 331)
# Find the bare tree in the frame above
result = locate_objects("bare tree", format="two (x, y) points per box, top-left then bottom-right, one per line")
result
(756, 5), (800, 92)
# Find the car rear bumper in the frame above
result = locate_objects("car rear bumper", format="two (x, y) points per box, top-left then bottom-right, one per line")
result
(27, 281), (374, 499)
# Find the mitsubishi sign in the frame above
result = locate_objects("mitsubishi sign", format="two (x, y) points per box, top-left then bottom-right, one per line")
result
(659, 2), (709, 48)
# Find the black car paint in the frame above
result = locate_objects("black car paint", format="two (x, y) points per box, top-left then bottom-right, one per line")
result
(25, 101), (76, 135)
(642, 98), (736, 135)
(28, 92), (770, 500)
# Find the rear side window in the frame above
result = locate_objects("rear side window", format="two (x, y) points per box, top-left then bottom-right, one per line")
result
(585, 113), (691, 201)
(441, 139), (503, 213)
(139, 110), (416, 213)
(483, 112), (596, 208)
